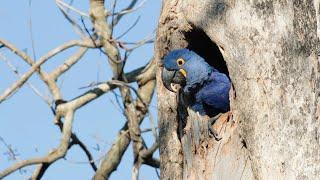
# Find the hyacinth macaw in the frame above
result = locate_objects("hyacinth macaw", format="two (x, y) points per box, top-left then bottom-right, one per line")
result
(161, 48), (231, 140)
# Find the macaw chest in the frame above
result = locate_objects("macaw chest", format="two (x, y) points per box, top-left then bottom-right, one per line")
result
(179, 87), (220, 117)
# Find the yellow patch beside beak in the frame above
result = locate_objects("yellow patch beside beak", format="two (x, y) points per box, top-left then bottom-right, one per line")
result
(179, 69), (187, 77)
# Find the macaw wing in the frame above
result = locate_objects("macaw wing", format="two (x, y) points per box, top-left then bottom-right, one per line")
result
(196, 72), (230, 112)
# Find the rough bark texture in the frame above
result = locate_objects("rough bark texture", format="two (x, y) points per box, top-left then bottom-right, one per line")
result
(156, 0), (320, 179)
(155, 1), (190, 179)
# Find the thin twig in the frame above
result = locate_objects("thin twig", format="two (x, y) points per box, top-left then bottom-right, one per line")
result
(0, 53), (52, 105)
(0, 40), (94, 103)
(109, 80), (148, 108)
(0, 136), (19, 161)
(63, 62), (153, 111)
(110, 0), (146, 26)
(121, 38), (154, 52)
(56, 0), (89, 17)
(71, 134), (97, 171)
(0, 38), (101, 67)
(56, 1), (86, 37)
(110, 0), (117, 36)
(0, 57), (52, 103)
(141, 127), (158, 133)
(66, 0), (74, 13)
(148, 112), (158, 142)
(116, 16), (141, 40)
(111, 90), (125, 113)
(0, 112), (75, 179)
(28, 0), (37, 60)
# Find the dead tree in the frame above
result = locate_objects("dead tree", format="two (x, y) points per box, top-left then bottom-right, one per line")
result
(156, 0), (320, 179)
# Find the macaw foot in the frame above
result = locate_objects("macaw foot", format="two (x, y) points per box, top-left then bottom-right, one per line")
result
(208, 113), (223, 141)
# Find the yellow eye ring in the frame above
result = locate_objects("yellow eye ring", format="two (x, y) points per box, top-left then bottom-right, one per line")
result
(176, 58), (185, 66)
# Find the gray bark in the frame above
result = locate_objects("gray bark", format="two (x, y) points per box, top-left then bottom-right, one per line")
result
(156, 0), (320, 179)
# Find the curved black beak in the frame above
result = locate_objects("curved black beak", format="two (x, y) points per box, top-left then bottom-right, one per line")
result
(161, 67), (186, 92)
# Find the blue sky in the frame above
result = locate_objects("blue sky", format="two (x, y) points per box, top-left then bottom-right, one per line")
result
(0, 0), (161, 179)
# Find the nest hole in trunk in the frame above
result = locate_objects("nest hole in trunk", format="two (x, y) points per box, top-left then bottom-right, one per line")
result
(180, 27), (231, 122)
(185, 28), (229, 77)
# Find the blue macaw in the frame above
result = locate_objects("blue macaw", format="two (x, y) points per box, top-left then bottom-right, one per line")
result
(161, 48), (231, 140)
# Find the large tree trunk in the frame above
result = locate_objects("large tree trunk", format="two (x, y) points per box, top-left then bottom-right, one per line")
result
(156, 0), (320, 179)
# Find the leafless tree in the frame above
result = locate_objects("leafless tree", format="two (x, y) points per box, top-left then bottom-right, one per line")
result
(0, 0), (159, 179)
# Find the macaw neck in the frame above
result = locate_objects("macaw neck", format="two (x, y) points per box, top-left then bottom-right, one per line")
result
(183, 61), (216, 93)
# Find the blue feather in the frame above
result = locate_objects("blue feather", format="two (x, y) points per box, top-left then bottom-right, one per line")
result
(163, 48), (231, 117)
(195, 72), (230, 116)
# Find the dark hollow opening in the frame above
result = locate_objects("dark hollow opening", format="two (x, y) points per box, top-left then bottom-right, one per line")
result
(185, 28), (229, 77)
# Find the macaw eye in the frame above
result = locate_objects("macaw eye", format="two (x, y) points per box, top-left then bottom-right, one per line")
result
(176, 58), (185, 66)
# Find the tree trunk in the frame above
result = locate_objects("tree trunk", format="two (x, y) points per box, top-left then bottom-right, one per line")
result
(156, 0), (320, 179)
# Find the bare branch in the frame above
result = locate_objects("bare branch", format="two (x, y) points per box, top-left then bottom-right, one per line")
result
(93, 123), (130, 180)
(56, 1), (86, 37)
(110, 0), (117, 36)
(110, 0), (147, 26)
(1, 1), (157, 179)
(31, 114), (97, 179)
(0, 53), (52, 105)
(70, 133), (97, 171)
(116, 0), (146, 16)
(66, 61), (154, 110)
(124, 95), (145, 180)
(0, 39), (100, 64)
(93, 77), (156, 180)
(90, 7), (156, 179)
(0, 39), (34, 65)
(54, 116), (97, 172)
(90, 0), (125, 79)
(0, 111), (74, 179)
(0, 39), (101, 103)
(116, 16), (141, 40)
(66, 0), (75, 13)
(132, 140), (159, 179)
(56, 0), (89, 17)
(31, 163), (50, 180)
(141, 127), (158, 133)
(141, 142), (159, 159)
(148, 112), (158, 142)
(0, 54), (54, 103)
(50, 47), (88, 80)
(119, 36), (154, 52)
(28, 1), (37, 60)
(132, 162), (140, 180)
(143, 158), (160, 168)
(0, 136), (19, 161)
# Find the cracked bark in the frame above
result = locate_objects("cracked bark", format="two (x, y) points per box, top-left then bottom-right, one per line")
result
(156, 0), (320, 179)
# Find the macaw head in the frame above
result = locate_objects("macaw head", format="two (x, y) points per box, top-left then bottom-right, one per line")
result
(161, 48), (213, 92)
